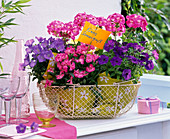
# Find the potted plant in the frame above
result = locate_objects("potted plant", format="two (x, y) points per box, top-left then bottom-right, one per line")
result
(20, 12), (159, 119)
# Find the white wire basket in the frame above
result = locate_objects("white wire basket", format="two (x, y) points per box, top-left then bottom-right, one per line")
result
(38, 81), (141, 119)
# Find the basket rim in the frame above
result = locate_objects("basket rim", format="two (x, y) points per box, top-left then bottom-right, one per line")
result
(39, 81), (141, 88)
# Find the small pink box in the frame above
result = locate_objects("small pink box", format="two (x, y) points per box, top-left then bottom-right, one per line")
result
(137, 98), (160, 114)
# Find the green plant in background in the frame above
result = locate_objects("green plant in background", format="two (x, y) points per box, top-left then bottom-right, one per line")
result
(121, 0), (170, 75)
(0, 0), (31, 75)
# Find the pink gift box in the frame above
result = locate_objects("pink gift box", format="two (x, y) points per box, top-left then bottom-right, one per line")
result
(137, 98), (160, 114)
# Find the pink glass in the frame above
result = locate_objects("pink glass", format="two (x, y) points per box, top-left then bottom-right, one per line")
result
(11, 72), (30, 124)
(0, 75), (20, 126)
(11, 39), (30, 118)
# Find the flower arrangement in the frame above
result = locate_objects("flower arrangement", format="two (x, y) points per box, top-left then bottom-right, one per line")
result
(20, 12), (159, 87)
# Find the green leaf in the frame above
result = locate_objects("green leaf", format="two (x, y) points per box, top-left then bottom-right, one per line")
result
(14, 0), (31, 4)
(0, 62), (3, 72)
(5, 18), (15, 24)
(5, 1), (13, 8)
(167, 66), (170, 75)
(1, 0), (5, 7)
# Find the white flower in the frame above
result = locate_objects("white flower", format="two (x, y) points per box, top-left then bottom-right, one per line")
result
(80, 90), (89, 100)
(99, 76), (109, 83)
(49, 56), (56, 66)
(114, 92), (123, 102)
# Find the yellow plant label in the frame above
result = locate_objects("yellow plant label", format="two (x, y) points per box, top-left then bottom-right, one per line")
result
(43, 52), (57, 80)
(78, 21), (111, 49)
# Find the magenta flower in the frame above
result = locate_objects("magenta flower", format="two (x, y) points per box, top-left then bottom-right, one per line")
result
(122, 69), (131, 80)
(74, 70), (88, 78)
(86, 64), (95, 72)
(30, 122), (38, 133)
(126, 14), (148, 32)
(152, 50), (159, 60)
(16, 123), (26, 133)
(86, 54), (93, 63)
(44, 79), (54, 88)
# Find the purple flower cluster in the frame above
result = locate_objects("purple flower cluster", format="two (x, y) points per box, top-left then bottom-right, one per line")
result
(98, 39), (155, 81)
(19, 37), (65, 70)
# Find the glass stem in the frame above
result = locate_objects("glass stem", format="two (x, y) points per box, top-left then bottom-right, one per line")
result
(15, 98), (22, 121)
(0, 98), (2, 117)
(4, 100), (11, 125)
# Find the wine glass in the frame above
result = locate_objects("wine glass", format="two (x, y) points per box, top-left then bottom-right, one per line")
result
(32, 92), (57, 128)
(11, 72), (30, 124)
(0, 75), (20, 126)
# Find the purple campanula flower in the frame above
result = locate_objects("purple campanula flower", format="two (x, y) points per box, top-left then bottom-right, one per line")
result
(110, 56), (122, 67)
(122, 69), (131, 80)
(51, 39), (65, 51)
(35, 36), (44, 43)
(32, 54), (37, 59)
(37, 53), (46, 62)
(25, 39), (34, 46)
(16, 123), (26, 133)
(30, 60), (37, 68)
(104, 40), (115, 52)
(23, 54), (30, 66)
(48, 37), (55, 44)
(98, 55), (109, 65)
(145, 60), (154, 70)
(30, 122), (38, 133)
(33, 44), (42, 54)
(44, 50), (53, 60)
(121, 46), (128, 53)
(19, 63), (25, 71)
(41, 39), (49, 48)
(26, 46), (33, 54)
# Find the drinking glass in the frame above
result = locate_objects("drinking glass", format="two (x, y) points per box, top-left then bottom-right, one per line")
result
(0, 76), (20, 126)
(11, 72), (30, 124)
(32, 92), (57, 128)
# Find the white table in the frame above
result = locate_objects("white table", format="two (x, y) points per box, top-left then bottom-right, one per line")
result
(28, 105), (170, 139)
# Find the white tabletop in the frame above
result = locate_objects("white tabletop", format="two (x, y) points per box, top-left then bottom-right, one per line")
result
(27, 105), (170, 138)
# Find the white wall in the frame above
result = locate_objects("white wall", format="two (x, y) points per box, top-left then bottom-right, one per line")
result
(0, 0), (121, 73)
(0, 0), (121, 100)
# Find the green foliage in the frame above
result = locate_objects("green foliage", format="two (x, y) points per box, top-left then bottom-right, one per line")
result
(121, 0), (170, 75)
(0, 0), (31, 75)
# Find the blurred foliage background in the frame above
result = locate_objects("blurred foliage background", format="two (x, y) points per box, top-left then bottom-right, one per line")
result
(121, 0), (170, 75)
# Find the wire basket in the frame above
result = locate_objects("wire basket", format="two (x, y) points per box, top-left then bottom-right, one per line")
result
(38, 81), (141, 119)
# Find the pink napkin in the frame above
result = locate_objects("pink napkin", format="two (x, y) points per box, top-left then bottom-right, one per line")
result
(0, 114), (77, 139)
